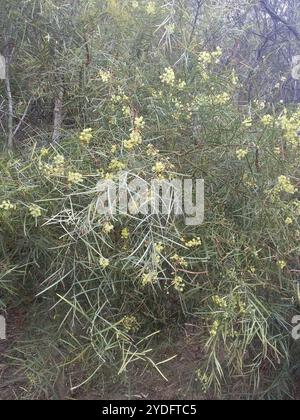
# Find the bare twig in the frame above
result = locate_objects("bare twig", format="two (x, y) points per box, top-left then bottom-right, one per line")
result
(177, 268), (208, 276)
(189, 0), (203, 45)
(13, 98), (32, 136)
(4, 57), (13, 150)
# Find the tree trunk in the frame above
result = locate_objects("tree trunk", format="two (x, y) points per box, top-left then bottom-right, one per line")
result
(52, 88), (64, 142)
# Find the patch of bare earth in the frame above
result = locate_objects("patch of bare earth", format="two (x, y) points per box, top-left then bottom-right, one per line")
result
(0, 308), (27, 399)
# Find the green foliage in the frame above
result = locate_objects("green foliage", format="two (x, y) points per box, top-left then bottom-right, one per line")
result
(0, 0), (300, 400)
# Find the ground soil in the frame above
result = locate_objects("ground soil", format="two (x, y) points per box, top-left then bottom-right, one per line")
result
(0, 308), (209, 400)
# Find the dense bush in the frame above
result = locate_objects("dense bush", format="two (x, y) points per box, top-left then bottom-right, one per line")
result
(0, 0), (299, 399)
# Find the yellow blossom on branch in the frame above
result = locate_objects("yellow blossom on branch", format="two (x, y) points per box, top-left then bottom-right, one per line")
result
(68, 172), (84, 185)
(170, 254), (188, 268)
(277, 260), (286, 270)
(172, 275), (185, 292)
(184, 237), (202, 248)
(108, 159), (126, 172)
(121, 228), (130, 239)
(0, 200), (17, 211)
(261, 114), (273, 126)
(236, 148), (249, 160)
(102, 222), (114, 234)
(29, 204), (42, 218)
(277, 176), (297, 194)
(160, 67), (175, 86)
(98, 70), (111, 83)
(99, 257), (110, 269)
(146, 1), (156, 15)
(141, 271), (157, 287)
(79, 128), (93, 145)
(152, 161), (166, 174)
(242, 118), (253, 127)
(123, 130), (142, 150)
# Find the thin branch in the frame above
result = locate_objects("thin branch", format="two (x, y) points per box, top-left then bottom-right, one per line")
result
(52, 88), (64, 143)
(4, 57), (13, 150)
(13, 98), (32, 136)
(260, 0), (300, 41)
(189, 0), (203, 45)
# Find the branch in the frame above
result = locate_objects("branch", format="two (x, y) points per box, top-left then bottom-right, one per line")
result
(52, 88), (64, 143)
(4, 57), (13, 150)
(189, 0), (203, 44)
(259, 0), (300, 41)
(13, 98), (32, 136)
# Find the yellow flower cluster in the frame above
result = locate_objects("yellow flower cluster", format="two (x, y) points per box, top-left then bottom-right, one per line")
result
(184, 237), (202, 248)
(170, 254), (188, 268)
(121, 315), (140, 333)
(231, 70), (239, 86)
(274, 147), (281, 155)
(151, 89), (163, 99)
(121, 228), (130, 239)
(171, 98), (192, 120)
(212, 294), (246, 316)
(141, 271), (157, 287)
(104, 172), (118, 181)
(198, 47), (222, 66)
(68, 171), (83, 185)
(236, 298), (247, 316)
(79, 128), (93, 145)
(152, 161), (166, 174)
(160, 67), (175, 86)
(195, 370), (210, 393)
(102, 222), (114, 234)
(166, 23), (175, 34)
(53, 154), (65, 166)
(178, 79), (186, 90)
(146, 1), (156, 15)
(0, 200), (17, 211)
(172, 275), (185, 292)
(277, 175), (297, 195)
(29, 204), (42, 218)
(111, 88), (129, 104)
(277, 260), (286, 270)
(154, 242), (164, 254)
(269, 176), (297, 202)
(134, 116), (145, 130)
(243, 174), (257, 189)
(236, 148), (249, 160)
(99, 257), (110, 269)
(210, 320), (220, 337)
(108, 159), (126, 172)
(97, 168), (105, 178)
(123, 130), (142, 150)
(242, 118), (253, 127)
(41, 154), (65, 177)
(123, 105), (131, 118)
(278, 108), (300, 146)
(261, 114), (273, 126)
(99, 70), (111, 83)
(40, 147), (49, 157)
(254, 100), (266, 110)
(210, 93), (231, 106)
(146, 144), (159, 157)
(285, 217), (293, 225)
(212, 295), (227, 309)
(293, 200), (300, 216)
